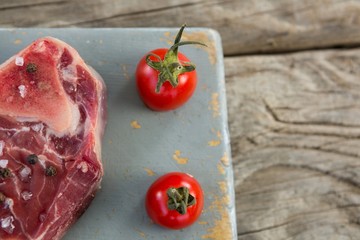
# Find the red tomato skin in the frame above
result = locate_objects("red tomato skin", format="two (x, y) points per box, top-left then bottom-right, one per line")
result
(145, 172), (204, 230)
(136, 49), (197, 111)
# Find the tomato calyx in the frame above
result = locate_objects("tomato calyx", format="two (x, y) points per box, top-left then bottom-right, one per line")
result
(167, 186), (196, 215)
(146, 24), (207, 93)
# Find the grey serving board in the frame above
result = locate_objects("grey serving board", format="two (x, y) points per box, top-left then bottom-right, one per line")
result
(0, 28), (236, 240)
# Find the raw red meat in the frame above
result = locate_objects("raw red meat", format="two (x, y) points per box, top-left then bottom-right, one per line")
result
(0, 37), (106, 239)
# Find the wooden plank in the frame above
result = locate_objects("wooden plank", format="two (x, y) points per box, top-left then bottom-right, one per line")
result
(225, 48), (360, 239)
(0, 0), (360, 55)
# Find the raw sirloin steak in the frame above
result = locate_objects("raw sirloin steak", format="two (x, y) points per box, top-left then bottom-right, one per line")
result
(0, 37), (106, 239)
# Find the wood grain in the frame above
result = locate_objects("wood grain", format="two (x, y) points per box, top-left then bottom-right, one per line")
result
(225, 49), (360, 239)
(1, 1), (360, 239)
(0, 0), (360, 55)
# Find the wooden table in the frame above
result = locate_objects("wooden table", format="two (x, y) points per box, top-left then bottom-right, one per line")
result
(1, 1), (360, 239)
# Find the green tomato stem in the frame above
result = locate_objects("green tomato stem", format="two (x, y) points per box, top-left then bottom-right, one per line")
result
(146, 24), (207, 93)
(167, 187), (196, 215)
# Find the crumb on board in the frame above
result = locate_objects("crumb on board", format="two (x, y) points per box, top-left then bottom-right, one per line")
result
(135, 228), (147, 238)
(121, 64), (130, 80)
(208, 129), (222, 147)
(144, 168), (156, 176)
(130, 120), (141, 129)
(209, 93), (220, 118)
(208, 140), (221, 147)
(218, 152), (231, 175)
(198, 221), (209, 225)
(217, 163), (225, 175)
(173, 150), (188, 164)
(14, 39), (22, 45)
(160, 31), (173, 46)
(220, 152), (230, 166)
(216, 130), (222, 139)
(218, 181), (228, 194)
(202, 182), (233, 239)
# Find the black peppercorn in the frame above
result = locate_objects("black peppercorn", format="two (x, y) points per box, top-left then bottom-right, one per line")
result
(0, 168), (11, 178)
(45, 165), (57, 177)
(26, 63), (37, 73)
(27, 154), (38, 165)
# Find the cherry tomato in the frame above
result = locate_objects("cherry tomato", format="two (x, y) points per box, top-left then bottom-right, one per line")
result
(136, 49), (197, 111)
(135, 24), (205, 111)
(145, 172), (204, 230)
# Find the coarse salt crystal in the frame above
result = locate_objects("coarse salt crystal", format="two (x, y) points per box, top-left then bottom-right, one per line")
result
(19, 166), (31, 179)
(31, 123), (43, 132)
(21, 191), (33, 201)
(77, 161), (88, 173)
(0, 159), (8, 168)
(4, 198), (13, 209)
(1, 215), (15, 234)
(0, 141), (4, 156)
(15, 56), (24, 66)
(18, 85), (26, 98)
